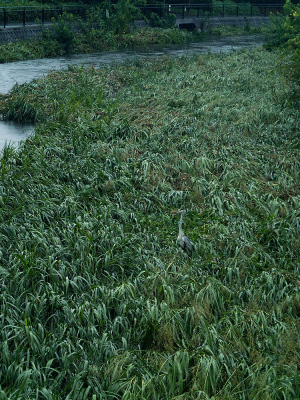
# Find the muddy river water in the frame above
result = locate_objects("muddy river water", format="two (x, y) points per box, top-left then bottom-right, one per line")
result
(0, 35), (264, 151)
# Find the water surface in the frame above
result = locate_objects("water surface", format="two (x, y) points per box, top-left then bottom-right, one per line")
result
(0, 120), (33, 152)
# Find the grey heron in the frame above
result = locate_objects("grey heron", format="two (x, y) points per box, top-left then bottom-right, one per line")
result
(172, 209), (193, 256)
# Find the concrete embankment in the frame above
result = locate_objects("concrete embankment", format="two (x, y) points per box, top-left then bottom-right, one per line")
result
(0, 25), (50, 43)
(175, 16), (270, 31)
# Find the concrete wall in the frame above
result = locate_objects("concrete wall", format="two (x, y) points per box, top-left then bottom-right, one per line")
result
(176, 16), (270, 31)
(0, 26), (49, 43)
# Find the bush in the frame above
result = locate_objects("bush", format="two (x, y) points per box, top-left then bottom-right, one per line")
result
(149, 12), (177, 28)
(41, 12), (76, 55)
(279, 0), (300, 85)
(265, 0), (300, 99)
(102, 0), (145, 34)
(264, 13), (286, 49)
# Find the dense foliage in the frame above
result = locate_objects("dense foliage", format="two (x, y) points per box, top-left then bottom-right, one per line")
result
(0, 25), (195, 62)
(0, 0), (266, 63)
(0, 0), (205, 62)
(278, 0), (300, 89)
(0, 20), (259, 63)
(264, 0), (300, 99)
(0, 47), (300, 399)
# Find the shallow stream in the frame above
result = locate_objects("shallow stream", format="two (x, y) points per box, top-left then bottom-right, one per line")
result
(0, 35), (264, 151)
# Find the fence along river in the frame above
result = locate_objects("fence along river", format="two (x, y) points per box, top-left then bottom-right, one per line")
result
(0, 3), (283, 30)
(0, 35), (265, 151)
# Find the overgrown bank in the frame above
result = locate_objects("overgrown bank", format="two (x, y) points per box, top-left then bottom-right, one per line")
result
(0, 46), (299, 399)
(0, 0), (263, 63)
(0, 23), (262, 63)
(0, 1), (198, 62)
(0, 26), (196, 63)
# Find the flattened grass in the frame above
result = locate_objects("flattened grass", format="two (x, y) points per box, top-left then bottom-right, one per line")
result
(0, 47), (299, 399)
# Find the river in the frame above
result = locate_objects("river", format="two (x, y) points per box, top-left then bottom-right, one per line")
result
(0, 35), (264, 151)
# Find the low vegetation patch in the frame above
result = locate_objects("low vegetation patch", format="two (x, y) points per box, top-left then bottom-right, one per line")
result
(0, 47), (299, 399)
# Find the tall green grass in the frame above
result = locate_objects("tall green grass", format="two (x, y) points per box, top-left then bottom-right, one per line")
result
(0, 47), (299, 399)
(0, 27), (198, 63)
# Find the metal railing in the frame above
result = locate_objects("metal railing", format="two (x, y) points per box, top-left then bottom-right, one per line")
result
(140, 3), (285, 19)
(0, 5), (88, 28)
(0, 4), (285, 29)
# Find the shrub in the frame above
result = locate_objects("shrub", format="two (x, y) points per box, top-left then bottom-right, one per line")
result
(279, 0), (300, 85)
(264, 0), (300, 99)
(41, 12), (76, 55)
(103, 0), (145, 34)
(264, 12), (286, 49)
(149, 12), (177, 28)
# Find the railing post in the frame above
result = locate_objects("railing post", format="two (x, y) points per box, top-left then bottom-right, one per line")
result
(237, 4), (239, 17)
(42, 7), (44, 23)
(182, 5), (184, 19)
(251, 5), (252, 17)
(4, 8), (6, 28)
(23, 8), (25, 26)
(265, 5), (267, 17)
(222, 4), (225, 17)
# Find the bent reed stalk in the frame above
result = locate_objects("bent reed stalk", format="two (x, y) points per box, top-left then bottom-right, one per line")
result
(0, 47), (299, 399)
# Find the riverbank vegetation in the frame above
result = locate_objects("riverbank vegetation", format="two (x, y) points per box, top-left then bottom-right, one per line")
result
(0, 43), (299, 398)
(0, 0), (264, 63)
(0, 23), (261, 63)
(0, 0), (196, 62)
(0, 24), (262, 63)
(0, 25), (197, 62)
(264, 0), (300, 100)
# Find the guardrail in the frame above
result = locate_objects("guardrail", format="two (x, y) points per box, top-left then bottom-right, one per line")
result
(140, 3), (285, 19)
(0, 5), (88, 28)
(0, 4), (285, 29)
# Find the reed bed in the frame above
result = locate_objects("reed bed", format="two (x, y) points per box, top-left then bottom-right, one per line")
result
(0, 47), (299, 399)
(0, 28), (197, 63)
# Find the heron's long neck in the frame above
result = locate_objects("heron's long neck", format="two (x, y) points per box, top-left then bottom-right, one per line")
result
(179, 213), (184, 233)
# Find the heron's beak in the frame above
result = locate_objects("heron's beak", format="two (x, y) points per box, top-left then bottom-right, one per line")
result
(172, 210), (179, 214)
